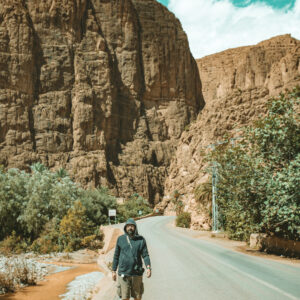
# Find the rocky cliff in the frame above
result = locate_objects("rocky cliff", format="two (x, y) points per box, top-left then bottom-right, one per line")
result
(0, 0), (203, 203)
(163, 35), (300, 228)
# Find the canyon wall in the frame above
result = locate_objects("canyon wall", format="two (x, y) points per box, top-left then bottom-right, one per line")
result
(1, 0), (299, 216)
(0, 0), (203, 203)
(163, 35), (300, 228)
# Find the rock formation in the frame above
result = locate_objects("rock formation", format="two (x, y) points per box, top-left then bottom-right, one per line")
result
(163, 34), (300, 228)
(0, 0), (203, 203)
(2, 0), (299, 217)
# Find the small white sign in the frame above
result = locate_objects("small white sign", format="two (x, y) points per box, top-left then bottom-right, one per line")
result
(109, 209), (116, 217)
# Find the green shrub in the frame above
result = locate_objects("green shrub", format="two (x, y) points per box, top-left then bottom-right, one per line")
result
(176, 212), (191, 228)
(194, 181), (212, 204)
(0, 168), (29, 240)
(79, 187), (117, 227)
(184, 124), (190, 131)
(0, 231), (28, 255)
(81, 234), (104, 250)
(171, 190), (184, 215)
(30, 236), (59, 254)
(29, 218), (62, 253)
(117, 194), (152, 222)
(59, 201), (94, 252)
(19, 164), (79, 240)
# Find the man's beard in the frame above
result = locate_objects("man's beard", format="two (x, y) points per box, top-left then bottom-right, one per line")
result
(127, 229), (135, 236)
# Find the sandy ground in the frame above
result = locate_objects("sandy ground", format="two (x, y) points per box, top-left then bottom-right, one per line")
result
(0, 250), (103, 300)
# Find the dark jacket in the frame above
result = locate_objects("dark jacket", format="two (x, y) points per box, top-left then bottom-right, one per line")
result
(112, 218), (151, 276)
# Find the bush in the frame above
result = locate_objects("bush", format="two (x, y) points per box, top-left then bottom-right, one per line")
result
(59, 201), (94, 252)
(194, 181), (212, 204)
(176, 212), (191, 228)
(206, 87), (300, 241)
(0, 258), (39, 294)
(0, 272), (16, 293)
(171, 190), (184, 215)
(0, 231), (28, 255)
(81, 234), (104, 250)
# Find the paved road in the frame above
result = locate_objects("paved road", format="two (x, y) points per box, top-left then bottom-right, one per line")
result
(136, 216), (300, 300)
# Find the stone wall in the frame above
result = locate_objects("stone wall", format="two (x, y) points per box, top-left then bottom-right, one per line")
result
(250, 234), (300, 257)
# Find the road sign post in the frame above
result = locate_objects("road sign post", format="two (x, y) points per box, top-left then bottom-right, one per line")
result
(109, 209), (117, 224)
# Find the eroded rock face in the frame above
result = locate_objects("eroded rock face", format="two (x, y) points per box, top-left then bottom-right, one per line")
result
(0, 0), (203, 203)
(163, 35), (300, 228)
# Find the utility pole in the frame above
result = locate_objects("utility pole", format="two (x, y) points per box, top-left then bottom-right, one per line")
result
(207, 143), (223, 233)
(206, 136), (242, 233)
(212, 161), (218, 232)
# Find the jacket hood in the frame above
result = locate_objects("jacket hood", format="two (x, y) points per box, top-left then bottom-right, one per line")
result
(124, 218), (138, 235)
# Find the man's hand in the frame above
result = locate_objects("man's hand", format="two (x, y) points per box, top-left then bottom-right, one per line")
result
(146, 268), (151, 278)
(112, 271), (117, 281)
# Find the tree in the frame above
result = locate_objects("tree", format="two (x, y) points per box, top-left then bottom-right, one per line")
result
(0, 163), (115, 253)
(59, 201), (94, 251)
(118, 194), (152, 222)
(79, 187), (117, 226)
(19, 165), (56, 239)
(206, 87), (300, 241)
(0, 169), (29, 239)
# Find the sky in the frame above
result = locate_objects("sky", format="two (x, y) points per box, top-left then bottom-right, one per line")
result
(157, 0), (300, 58)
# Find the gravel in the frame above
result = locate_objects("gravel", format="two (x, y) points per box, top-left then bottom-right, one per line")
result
(60, 272), (104, 300)
(0, 251), (101, 297)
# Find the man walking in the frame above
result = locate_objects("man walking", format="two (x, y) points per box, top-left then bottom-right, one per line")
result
(112, 218), (151, 300)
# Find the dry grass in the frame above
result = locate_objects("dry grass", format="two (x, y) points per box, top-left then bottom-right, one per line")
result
(0, 272), (16, 293)
(0, 258), (38, 294)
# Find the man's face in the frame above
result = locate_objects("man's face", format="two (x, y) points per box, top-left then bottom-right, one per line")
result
(126, 224), (135, 235)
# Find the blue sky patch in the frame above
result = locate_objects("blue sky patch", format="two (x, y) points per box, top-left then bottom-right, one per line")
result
(157, 0), (296, 10)
(230, 0), (295, 9)
(157, 0), (169, 6)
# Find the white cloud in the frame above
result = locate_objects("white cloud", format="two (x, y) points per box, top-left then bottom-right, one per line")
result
(168, 0), (300, 58)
